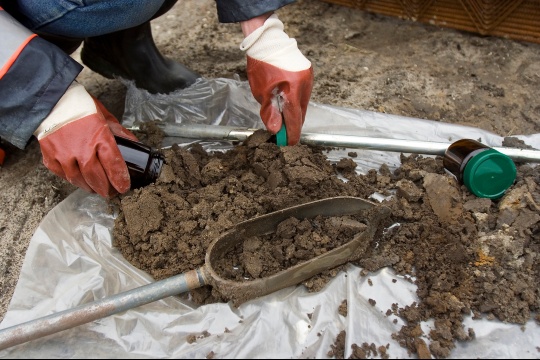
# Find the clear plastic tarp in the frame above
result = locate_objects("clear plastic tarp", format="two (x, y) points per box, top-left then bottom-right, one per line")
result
(0, 78), (538, 359)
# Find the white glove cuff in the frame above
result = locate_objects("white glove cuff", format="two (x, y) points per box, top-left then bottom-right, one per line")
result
(240, 14), (311, 72)
(34, 82), (97, 139)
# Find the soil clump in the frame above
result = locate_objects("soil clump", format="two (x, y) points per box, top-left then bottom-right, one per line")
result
(111, 124), (540, 358)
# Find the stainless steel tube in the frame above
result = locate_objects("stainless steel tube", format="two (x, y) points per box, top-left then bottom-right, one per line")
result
(157, 123), (258, 142)
(299, 132), (540, 163)
(152, 124), (540, 163)
(0, 269), (206, 351)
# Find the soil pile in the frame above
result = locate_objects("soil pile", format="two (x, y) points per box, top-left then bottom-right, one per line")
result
(111, 124), (539, 358)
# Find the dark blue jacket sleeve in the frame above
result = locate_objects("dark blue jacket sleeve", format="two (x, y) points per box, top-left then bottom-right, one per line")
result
(214, 0), (295, 23)
(0, 9), (82, 149)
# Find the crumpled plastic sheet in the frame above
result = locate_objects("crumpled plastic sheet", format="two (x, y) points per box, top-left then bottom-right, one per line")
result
(1, 78), (539, 359)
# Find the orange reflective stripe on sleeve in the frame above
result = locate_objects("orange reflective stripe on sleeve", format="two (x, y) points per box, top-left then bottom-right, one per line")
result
(0, 9), (38, 79)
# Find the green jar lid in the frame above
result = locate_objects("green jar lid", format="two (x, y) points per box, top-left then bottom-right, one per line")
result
(462, 148), (517, 199)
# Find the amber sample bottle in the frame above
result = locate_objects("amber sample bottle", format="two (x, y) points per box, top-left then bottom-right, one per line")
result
(443, 139), (516, 199)
(114, 136), (164, 189)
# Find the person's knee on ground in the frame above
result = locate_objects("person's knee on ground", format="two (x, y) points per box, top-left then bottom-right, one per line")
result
(34, 0), (200, 94)
(81, 21), (201, 94)
(80, 0), (200, 94)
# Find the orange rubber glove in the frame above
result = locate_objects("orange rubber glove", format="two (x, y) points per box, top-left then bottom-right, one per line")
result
(33, 82), (138, 198)
(240, 14), (313, 145)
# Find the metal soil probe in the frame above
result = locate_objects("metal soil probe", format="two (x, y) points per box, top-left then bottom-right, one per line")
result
(154, 123), (540, 163)
(0, 196), (389, 351)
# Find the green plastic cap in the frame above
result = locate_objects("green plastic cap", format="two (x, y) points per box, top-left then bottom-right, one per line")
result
(462, 148), (517, 199)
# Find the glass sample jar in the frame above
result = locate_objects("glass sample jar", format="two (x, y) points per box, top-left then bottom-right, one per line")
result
(115, 136), (164, 189)
(443, 139), (516, 199)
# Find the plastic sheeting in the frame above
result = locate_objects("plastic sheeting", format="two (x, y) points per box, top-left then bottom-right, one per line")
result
(1, 78), (539, 359)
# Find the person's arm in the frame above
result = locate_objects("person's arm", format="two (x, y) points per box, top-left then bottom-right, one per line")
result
(213, 1), (313, 145)
(0, 7), (81, 149)
(33, 81), (139, 198)
(239, 12), (313, 145)
(0, 8), (137, 197)
(240, 12), (272, 36)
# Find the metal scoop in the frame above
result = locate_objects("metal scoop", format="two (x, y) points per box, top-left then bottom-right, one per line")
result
(205, 196), (390, 305)
(0, 196), (389, 350)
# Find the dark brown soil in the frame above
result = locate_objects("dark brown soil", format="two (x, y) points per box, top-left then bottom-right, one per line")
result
(111, 122), (540, 359)
(1, 1), (539, 357)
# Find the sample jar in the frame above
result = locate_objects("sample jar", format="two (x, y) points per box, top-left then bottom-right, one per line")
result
(115, 135), (164, 189)
(443, 139), (516, 199)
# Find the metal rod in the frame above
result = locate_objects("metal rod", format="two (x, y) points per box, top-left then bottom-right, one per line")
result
(299, 132), (540, 163)
(0, 269), (205, 351)
(157, 123), (257, 142)
(152, 123), (540, 163)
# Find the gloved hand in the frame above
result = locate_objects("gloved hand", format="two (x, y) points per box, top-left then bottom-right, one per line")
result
(33, 81), (139, 198)
(240, 14), (313, 145)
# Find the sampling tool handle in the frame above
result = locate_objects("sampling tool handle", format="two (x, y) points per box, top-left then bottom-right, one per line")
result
(0, 269), (207, 351)
(276, 123), (287, 146)
(148, 124), (540, 163)
(156, 123), (258, 142)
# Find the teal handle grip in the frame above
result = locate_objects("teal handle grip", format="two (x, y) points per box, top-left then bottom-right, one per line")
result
(276, 123), (287, 147)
